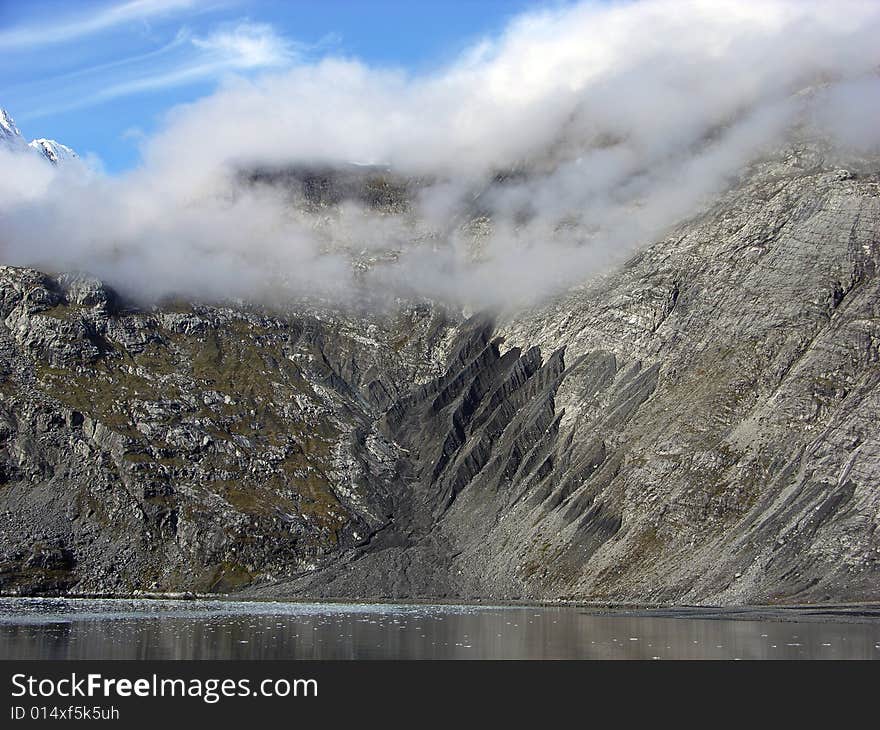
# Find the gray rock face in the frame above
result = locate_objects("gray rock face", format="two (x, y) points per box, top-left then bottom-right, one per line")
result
(1, 142), (879, 605)
(0, 273), (455, 596)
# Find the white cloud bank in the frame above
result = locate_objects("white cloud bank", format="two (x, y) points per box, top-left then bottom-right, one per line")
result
(2, 0), (880, 310)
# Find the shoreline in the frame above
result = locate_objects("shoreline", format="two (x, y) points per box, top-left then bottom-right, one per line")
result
(2, 593), (880, 624)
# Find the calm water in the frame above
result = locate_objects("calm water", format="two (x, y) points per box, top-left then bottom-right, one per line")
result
(1, 598), (879, 660)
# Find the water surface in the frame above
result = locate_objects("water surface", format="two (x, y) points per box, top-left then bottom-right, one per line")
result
(1, 598), (878, 660)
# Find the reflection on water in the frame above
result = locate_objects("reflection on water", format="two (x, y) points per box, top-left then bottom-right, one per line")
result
(1, 598), (879, 659)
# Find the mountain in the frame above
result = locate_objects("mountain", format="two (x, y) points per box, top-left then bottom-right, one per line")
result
(0, 107), (77, 165)
(28, 138), (78, 165)
(0, 108), (27, 152)
(0, 134), (878, 605)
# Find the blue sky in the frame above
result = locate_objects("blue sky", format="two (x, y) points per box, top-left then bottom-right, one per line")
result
(1, 0), (550, 172)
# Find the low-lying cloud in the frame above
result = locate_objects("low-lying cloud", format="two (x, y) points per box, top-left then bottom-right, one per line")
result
(2, 0), (880, 311)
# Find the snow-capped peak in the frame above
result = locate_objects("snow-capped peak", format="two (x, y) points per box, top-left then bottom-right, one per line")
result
(1, 108), (21, 137)
(0, 107), (27, 150)
(29, 138), (78, 165)
(1, 106), (79, 165)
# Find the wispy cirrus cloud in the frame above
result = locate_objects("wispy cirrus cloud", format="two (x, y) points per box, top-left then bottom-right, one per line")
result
(17, 22), (297, 119)
(2, 31), (193, 95)
(192, 21), (299, 68)
(0, 0), (211, 51)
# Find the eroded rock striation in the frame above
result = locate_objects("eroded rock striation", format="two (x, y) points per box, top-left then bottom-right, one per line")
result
(1, 143), (879, 605)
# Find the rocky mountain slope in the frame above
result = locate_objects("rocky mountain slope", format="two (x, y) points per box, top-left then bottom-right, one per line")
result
(0, 140), (878, 605)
